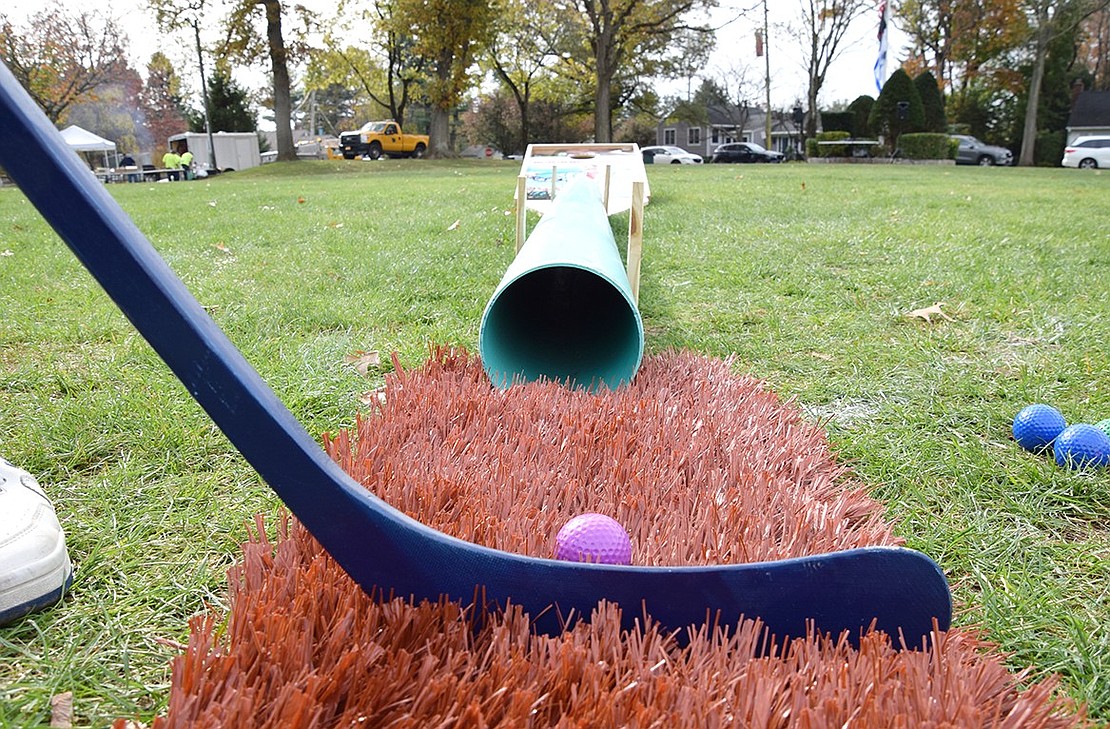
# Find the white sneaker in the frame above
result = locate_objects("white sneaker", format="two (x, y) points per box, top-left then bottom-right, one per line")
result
(0, 456), (74, 626)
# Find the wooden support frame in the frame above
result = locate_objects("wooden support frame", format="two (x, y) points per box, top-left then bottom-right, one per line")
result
(626, 180), (645, 303)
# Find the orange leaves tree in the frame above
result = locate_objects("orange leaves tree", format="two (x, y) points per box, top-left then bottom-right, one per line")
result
(0, 1), (129, 124)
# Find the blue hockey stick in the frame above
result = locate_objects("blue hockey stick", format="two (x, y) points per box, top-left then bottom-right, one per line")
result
(0, 62), (951, 646)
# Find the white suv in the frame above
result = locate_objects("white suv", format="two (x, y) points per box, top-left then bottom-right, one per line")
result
(1061, 136), (1110, 169)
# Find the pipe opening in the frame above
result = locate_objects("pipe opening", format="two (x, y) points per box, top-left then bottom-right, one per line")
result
(481, 265), (642, 391)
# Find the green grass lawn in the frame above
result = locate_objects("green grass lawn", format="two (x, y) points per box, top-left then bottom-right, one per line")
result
(1, 158), (1108, 726)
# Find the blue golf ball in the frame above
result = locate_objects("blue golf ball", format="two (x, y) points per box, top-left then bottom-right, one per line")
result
(1053, 424), (1110, 470)
(1012, 404), (1066, 452)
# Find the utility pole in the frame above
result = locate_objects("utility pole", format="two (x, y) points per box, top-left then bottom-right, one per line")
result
(763, 0), (772, 150)
(193, 18), (218, 171)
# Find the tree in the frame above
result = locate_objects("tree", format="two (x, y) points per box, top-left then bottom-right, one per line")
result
(869, 68), (925, 147)
(1017, 0), (1110, 165)
(485, 0), (565, 153)
(0, 2), (129, 124)
(556, 0), (715, 143)
(397, 0), (495, 156)
(1077, 6), (1110, 88)
(66, 59), (145, 154)
(311, 0), (427, 129)
(898, 0), (1027, 95)
(221, 0), (313, 162)
(140, 52), (190, 157)
(898, 0), (955, 90)
(202, 65), (256, 132)
(914, 70), (947, 131)
(790, 0), (872, 139)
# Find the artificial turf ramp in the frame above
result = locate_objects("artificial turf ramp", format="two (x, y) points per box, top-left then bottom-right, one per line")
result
(128, 350), (1089, 728)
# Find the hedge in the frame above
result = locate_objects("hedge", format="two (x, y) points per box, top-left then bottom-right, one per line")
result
(897, 133), (954, 160)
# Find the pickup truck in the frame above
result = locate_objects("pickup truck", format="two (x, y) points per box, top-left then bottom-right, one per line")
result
(339, 121), (429, 160)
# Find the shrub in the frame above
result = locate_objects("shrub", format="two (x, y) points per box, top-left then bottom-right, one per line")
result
(805, 137), (818, 158)
(821, 111), (854, 134)
(898, 133), (953, 160)
(1035, 130), (1065, 167)
(847, 95), (875, 138)
(914, 71), (947, 133)
(869, 69), (925, 146)
(814, 130), (850, 157)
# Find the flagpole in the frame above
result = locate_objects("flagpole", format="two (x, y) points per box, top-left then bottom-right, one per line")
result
(763, 0), (772, 149)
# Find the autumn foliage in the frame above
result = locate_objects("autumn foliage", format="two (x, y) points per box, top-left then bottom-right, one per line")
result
(125, 349), (1090, 728)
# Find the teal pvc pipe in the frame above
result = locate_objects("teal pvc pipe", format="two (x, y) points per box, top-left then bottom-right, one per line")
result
(480, 178), (644, 391)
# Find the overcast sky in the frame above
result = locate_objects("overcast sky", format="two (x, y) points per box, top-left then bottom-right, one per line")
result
(9, 0), (909, 121)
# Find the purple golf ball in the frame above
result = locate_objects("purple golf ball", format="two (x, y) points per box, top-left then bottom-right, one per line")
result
(554, 513), (632, 565)
(1012, 404), (1066, 452)
(1053, 424), (1110, 470)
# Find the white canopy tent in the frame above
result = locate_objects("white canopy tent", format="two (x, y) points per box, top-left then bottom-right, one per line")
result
(59, 125), (117, 168)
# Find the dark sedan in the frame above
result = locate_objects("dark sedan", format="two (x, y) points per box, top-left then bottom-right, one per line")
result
(951, 135), (1012, 166)
(709, 142), (784, 163)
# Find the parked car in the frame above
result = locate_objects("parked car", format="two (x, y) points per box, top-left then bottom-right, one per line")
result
(1061, 135), (1110, 169)
(951, 135), (1012, 166)
(709, 142), (784, 164)
(641, 145), (703, 164)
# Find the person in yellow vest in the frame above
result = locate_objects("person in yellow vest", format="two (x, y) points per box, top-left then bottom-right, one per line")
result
(161, 149), (181, 181)
(179, 150), (194, 180)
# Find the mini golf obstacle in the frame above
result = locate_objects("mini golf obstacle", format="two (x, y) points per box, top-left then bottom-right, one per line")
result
(0, 62), (953, 649)
(482, 166), (645, 391)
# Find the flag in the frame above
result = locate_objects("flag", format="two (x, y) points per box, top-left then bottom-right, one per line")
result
(874, 1), (890, 92)
(755, 30), (763, 57)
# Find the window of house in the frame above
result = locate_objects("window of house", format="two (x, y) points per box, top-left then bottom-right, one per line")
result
(688, 127), (701, 146)
(663, 128), (676, 145)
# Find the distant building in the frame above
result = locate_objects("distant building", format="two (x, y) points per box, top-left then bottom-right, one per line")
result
(657, 105), (809, 158)
(1066, 91), (1110, 142)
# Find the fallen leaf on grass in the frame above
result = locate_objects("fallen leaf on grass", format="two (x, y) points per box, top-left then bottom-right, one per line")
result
(327, 221), (344, 229)
(906, 302), (955, 323)
(344, 350), (381, 377)
(213, 242), (231, 253)
(50, 692), (72, 728)
(207, 201), (217, 207)
(358, 388), (386, 406)
(447, 219), (461, 231)
(297, 196), (306, 204)
(1, 249), (12, 257)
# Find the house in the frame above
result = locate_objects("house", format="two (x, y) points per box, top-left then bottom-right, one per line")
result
(1066, 90), (1110, 142)
(657, 105), (807, 158)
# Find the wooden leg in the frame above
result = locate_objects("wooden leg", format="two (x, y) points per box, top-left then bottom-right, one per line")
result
(515, 175), (527, 252)
(603, 165), (611, 213)
(627, 180), (644, 304)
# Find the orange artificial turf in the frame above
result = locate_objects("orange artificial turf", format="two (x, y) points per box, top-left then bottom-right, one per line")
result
(125, 350), (1090, 728)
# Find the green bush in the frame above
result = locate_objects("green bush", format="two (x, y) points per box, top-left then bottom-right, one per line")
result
(821, 111), (854, 134)
(898, 132), (953, 160)
(847, 95), (875, 138)
(805, 138), (818, 158)
(914, 71), (947, 133)
(815, 130), (850, 157)
(869, 69), (925, 146)
(1035, 130), (1065, 167)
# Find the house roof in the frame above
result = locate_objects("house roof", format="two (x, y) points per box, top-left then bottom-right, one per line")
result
(1067, 91), (1110, 128)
